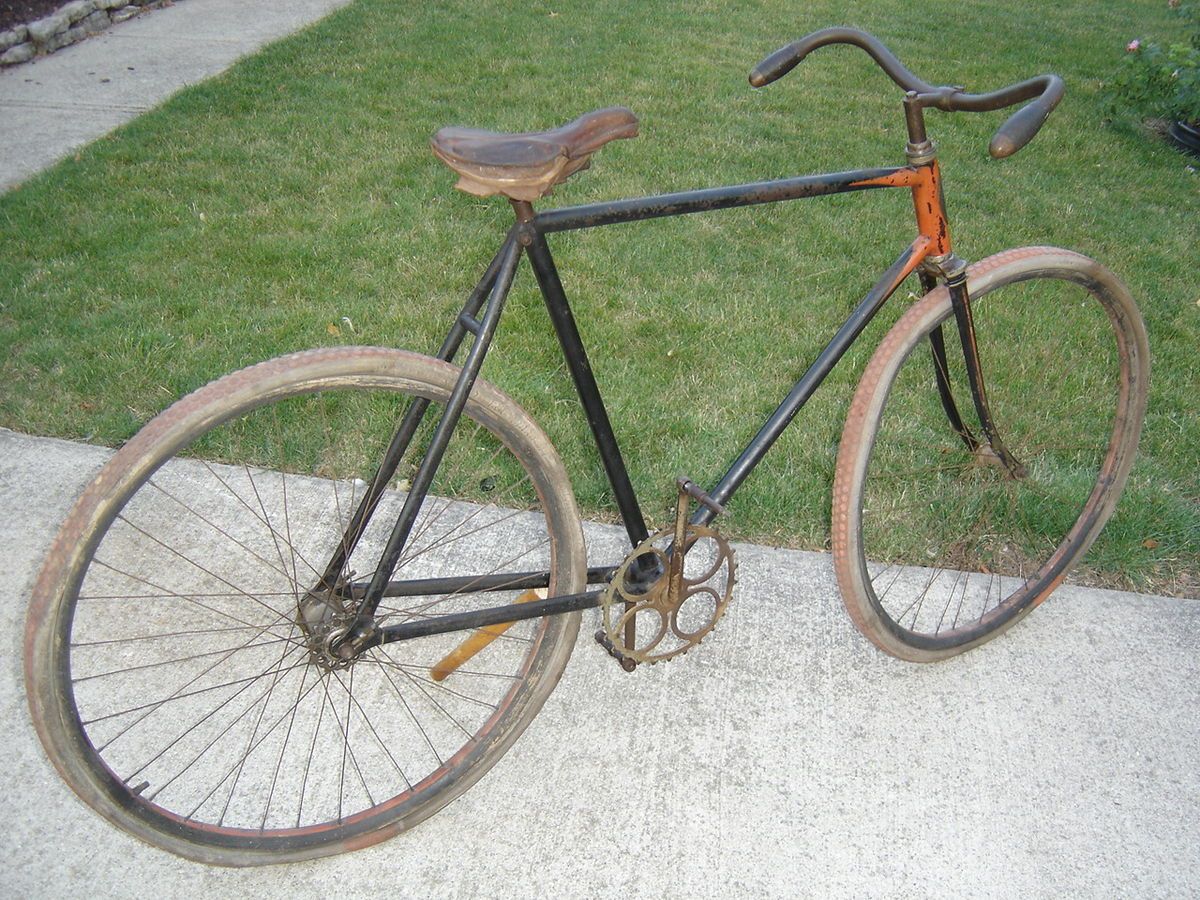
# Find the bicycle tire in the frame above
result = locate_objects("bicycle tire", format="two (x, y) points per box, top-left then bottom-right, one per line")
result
(25, 347), (586, 865)
(832, 247), (1149, 662)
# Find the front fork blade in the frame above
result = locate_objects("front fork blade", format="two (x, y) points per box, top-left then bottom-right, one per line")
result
(945, 272), (1026, 479)
(928, 324), (980, 453)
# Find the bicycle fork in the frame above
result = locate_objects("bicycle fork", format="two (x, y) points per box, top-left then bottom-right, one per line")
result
(922, 261), (1026, 478)
(903, 93), (1024, 479)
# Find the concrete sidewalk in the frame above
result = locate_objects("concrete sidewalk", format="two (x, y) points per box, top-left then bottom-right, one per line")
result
(0, 0), (354, 191)
(2, 427), (1198, 897)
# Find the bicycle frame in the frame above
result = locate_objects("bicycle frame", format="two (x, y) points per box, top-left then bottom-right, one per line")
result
(333, 145), (981, 655)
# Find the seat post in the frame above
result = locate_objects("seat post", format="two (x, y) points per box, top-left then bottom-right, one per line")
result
(511, 199), (536, 224)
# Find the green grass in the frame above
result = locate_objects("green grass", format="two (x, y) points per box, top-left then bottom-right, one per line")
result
(1, 0), (1196, 594)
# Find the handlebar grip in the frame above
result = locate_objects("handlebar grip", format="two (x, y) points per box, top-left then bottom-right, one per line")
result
(750, 43), (802, 87)
(987, 76), (1064, 158)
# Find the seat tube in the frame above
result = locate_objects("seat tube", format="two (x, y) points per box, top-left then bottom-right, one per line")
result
(519, 209), (651, 550)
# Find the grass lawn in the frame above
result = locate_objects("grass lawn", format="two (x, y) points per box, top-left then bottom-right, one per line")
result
(1, 0), (1196, 594)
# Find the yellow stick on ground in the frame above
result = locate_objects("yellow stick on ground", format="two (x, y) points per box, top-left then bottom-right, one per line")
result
(430, 587), (547, 681)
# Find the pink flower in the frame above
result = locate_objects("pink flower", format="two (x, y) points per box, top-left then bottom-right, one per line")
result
(1127, 39), (1142, 52)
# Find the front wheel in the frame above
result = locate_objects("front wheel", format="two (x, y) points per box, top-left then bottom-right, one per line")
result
(832, 248), (1149, 662)
(25, 347), (586, 865)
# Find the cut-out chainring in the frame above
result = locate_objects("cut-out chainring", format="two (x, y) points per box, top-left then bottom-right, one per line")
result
(598, 523), (736, 666)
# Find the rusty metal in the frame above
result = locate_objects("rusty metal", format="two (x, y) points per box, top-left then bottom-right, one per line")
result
(851, 166), (950, 257)
(594, 629), (638, 672)
(598, 480), (736, 666)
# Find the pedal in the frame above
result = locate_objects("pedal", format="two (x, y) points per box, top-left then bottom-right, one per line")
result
(594, 629), (638, 672)
(676, 477), (725, 515)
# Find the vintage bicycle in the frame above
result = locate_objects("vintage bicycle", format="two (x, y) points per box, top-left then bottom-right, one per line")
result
(25, 28), (1148, 865)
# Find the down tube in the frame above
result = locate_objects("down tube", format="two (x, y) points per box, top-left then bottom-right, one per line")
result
(696, 236), (933, 525)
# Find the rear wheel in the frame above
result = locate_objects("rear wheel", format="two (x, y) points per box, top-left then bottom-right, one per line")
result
(833, 248), (1148, 662)
(25, 347), (585, 865)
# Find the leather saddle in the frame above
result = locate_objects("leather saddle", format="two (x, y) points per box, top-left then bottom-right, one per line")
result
(431, 106), (639, 201)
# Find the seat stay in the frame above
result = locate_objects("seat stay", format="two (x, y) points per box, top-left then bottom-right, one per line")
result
(346, 233), (524, 637)
(315, 242), (512, 592)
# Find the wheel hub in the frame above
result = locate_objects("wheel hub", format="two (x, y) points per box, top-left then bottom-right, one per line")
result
(297, 582), (358, 670)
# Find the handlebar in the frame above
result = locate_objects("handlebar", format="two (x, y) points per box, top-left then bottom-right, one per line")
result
(749, 27), (1064, 159)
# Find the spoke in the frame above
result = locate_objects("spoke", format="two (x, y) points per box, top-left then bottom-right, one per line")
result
(375, 647), (478, 741)
(74, 634), (297, 684)
(392, 434), (514, 569)
(933, 568), (967, 635)
(78, 590), (301, 602)
(84, 637), (305, 731)
(399, 494), (459, 567)
(895, 566), (944, 630)
(872, 563), (906, 604)
(333, 667), (412, 788)
(243, 464), (302, 608)
(374, 655), (441, 771)
(357, 657), (521, 680)
(262, 657), (313, 831)
(329, 472), (363, 591)
(321, 667), (375, 818)
(86, 558), (300, 646)
(200, 460), (324, 585)
(280, 469), (302, 608)
(295, 677), (329, 828)
(219, 618), (303, 825)
(372, 651), (501, 714)
(109, 515), (297, 626)
(145, 477), (301, 598)
(74, 622), (285, 648)
(139, 640), (310, 797)
(396, 502), (532, 576)
(180, 664), (331, 821)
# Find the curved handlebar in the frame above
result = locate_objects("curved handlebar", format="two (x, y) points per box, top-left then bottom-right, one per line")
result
(749, 27), (1064, 159)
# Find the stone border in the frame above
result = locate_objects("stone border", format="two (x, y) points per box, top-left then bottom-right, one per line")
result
(0, 0), (183, 66)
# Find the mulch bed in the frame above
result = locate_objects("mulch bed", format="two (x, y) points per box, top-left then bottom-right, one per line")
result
(1, 1), (75, 33)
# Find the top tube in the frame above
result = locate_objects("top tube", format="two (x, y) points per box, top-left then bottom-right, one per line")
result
(533, 166), (910, 233)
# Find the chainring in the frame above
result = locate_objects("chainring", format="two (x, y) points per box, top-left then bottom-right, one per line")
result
(599, 524), (736, 665)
